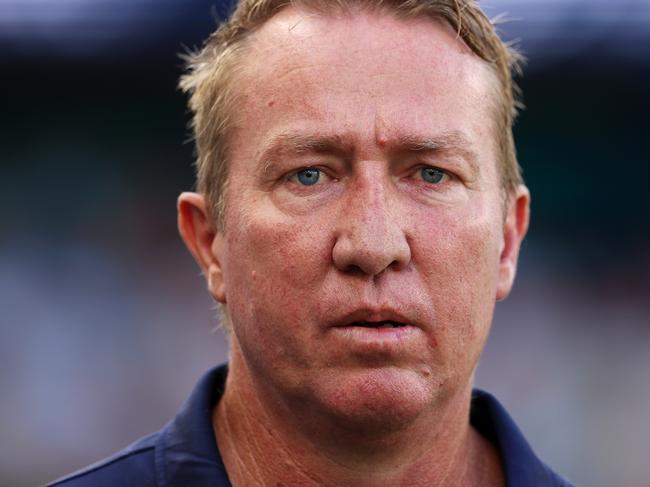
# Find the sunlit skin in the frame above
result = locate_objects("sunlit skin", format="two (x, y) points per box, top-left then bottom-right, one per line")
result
(178, 6), (529, 487)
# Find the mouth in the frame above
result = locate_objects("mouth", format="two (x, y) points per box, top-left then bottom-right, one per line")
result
(348, 320), (408, 329)
(329, 316), (419, 354)
(325, 308), (427, 355)
(329, 307), (416, 331)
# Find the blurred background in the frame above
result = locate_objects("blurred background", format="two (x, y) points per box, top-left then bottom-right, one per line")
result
(1, 0), (648, 485)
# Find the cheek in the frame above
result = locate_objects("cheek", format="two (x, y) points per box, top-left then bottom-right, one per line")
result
(221, 205), (332, 352)
(239, 218), (330, 288)
(413, 205), (502, 347)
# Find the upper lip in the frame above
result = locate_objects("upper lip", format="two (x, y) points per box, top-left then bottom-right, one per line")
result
(328, 307), (418, 329)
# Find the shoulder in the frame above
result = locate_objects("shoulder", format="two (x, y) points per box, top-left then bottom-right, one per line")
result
(45, 433), (158, 487)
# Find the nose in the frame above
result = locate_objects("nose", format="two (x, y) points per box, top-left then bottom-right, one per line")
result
(332, 172), (411, 276)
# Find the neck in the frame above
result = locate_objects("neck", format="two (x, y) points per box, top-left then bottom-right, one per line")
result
(214, 351), (503, 487)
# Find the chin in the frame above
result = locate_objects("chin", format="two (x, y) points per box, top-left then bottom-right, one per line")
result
(309, 365), (439, 434)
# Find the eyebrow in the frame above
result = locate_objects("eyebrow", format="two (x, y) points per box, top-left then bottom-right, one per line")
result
(395, 133), (480, 172)
(259, 131), (479, 172)
(259, 133), (352, 170)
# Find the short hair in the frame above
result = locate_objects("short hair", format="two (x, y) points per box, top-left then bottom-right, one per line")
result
(180, 0), (524, 229)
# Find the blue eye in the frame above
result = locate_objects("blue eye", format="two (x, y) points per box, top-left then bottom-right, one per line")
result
(420, 167), (445, 184)
(296, 168), (321, 186)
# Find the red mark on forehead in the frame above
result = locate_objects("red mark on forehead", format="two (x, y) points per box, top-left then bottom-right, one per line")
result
(374, 113), (389, 148)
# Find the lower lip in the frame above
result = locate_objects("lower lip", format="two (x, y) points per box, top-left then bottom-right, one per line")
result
(329, 325), (420, 347)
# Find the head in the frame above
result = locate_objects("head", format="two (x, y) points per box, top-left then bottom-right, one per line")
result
(177, 1), (530, 434)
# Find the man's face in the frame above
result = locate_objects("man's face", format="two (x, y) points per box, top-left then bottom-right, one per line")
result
(203, 8), (527, 427)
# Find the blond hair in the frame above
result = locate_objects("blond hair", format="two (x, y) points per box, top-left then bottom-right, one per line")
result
(180, 0), (523, 229)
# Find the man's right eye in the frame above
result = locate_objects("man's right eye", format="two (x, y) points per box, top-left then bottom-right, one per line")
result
(292, 168), (322, 186)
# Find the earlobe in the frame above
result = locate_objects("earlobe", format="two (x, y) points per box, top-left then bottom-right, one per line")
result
(177, 192), (227, 303)
(496, 185), (530, 301)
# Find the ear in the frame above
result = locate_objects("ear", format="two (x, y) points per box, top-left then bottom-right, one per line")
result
(177, 192), (227, 303)
(496, 185), (530, 301)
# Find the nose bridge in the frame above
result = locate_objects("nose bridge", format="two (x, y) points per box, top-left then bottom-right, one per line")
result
(332, 164), (411, 275)
(351, 168), (393, 236)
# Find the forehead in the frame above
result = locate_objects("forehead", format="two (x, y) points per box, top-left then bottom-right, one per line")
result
(230, 6), (498, 174)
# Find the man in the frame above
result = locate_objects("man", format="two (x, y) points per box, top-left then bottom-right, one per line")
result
(48, 1), (572, 485)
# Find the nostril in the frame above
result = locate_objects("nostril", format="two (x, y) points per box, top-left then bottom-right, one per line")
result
(344, 264), (364, 275)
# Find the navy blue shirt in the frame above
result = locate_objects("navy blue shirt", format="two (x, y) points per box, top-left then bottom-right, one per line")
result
(46, 364), (573, 486)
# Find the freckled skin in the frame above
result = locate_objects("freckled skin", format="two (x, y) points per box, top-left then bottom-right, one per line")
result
(179, 6), (529, 485)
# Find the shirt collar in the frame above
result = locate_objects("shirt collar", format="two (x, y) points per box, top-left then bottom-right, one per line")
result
(155, 365), (231, 486)
(471, 389), (560, 485)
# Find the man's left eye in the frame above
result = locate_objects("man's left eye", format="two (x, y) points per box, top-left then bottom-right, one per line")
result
(418, 166), (448, 184)
(292, 167), (322, 186)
